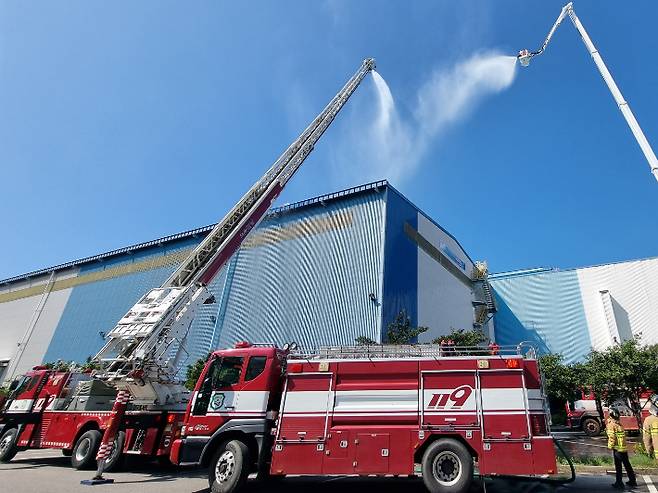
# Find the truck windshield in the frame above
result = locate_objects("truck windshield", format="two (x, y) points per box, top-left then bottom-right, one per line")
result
(8, 375), (30, 398)
(206, 357), (244, 389)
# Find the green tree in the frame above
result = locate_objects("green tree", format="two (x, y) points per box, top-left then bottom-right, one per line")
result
(185, 354), (211, 391)
(537, 353), (581, 404)
(43, 360), (74, 372)
(584, 336), (658, 429)
(355, 335), (377, 345)
(432, 328), (489, 347)
(385, 310), (428, 344)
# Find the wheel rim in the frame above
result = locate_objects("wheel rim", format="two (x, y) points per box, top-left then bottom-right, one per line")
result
(0, 432), (14, 454)
(75, 438), (91, 462)
(215, 450), (236, 483)
(432, 450), (462, 486)
(585, 421), (598, 433)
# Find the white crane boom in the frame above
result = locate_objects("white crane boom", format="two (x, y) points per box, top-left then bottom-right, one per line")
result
(92, 58), (376, 407)
(518, 2), (658, 183)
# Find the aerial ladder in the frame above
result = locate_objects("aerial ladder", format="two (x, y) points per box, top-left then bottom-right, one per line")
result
(87, 57), (376, 482)
(517, 2), (658, 183)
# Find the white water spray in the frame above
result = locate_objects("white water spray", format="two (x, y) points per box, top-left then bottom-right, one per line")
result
(337, 53), (518, 185)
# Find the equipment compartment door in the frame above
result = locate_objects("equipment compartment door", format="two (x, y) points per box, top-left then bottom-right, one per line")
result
(277, 373), (332, 442)
(479, 370), (529, 440)
(421, 371), (478, 427)
(355, 433), (389, 473)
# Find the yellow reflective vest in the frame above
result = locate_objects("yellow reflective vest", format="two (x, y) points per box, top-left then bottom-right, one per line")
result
(607, 419), (628, 452)
(643, 414), (658, 459)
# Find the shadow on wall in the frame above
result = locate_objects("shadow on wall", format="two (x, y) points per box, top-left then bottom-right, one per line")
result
(493, 294), (551, 355)
(610, 295), (633, 343)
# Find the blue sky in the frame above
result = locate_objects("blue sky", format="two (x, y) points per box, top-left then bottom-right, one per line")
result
(1, 1), (657, 280)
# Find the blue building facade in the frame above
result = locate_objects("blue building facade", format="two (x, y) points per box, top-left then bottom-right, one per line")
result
(0, 181), (480, 381)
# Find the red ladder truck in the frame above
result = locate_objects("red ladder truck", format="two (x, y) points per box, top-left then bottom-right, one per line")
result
(0, 57), (376, 472)
(0, 367), (182, 470)
(171, 342), (557, 493)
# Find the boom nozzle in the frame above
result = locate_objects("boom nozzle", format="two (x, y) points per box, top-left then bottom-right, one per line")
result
(517, 49), (532, 67)
(363, 57), (376, 71)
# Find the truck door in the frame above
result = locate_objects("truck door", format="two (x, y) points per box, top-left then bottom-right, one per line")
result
(479, 369), (529, 440)
(478, 368), (534, 476)
(191, 356), (245, 416)
(277, 373), (332, 442)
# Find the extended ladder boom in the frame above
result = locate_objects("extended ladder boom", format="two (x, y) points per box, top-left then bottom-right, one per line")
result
(92, 58), (375, 407)
(518, 2), (658, 183)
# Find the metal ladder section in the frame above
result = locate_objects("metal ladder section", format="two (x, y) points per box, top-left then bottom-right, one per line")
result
(291, 342), (537, 361)
(93, 58), (376, 392)
(5, 271), (56, 380)
(165, 57), (376, 290)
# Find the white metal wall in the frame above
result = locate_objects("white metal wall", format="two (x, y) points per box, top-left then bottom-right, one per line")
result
(0, 269), (77, 378)
(576, 257), (658, 350)
(416, 213), (475, 342)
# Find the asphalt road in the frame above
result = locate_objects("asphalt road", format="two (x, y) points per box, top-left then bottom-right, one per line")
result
(2, 449), (658, 493)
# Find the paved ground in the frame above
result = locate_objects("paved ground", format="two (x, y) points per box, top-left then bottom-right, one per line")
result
(553, 430), (644, 459)
(2, 449), (658, 493)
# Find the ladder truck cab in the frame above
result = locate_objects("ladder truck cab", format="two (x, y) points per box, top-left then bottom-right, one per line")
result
(0, 366), (183, 469)
(171, 342), (557, 493)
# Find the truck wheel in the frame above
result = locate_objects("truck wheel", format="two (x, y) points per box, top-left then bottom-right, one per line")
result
(103, 431), (125, 472)
(71, 430), (102, 469)
(582, 417), (601, 436)
(208, 440), (251, 493)
(0, 428), (19, 463)
(421, 438), (473, 493)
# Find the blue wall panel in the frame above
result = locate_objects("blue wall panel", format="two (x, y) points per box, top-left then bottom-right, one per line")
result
(43, 238), (202, 364)
(380, 187), (418, 340)
(491, 270), (592, 363)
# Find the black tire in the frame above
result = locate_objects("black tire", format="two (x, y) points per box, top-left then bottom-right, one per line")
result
(0, 428), (19, 463)
(421, 438), (473, 493)
(103, 431), (125, 472)
(208, 440), (251, 493)
(71, 430), (102, 470)
(62, 449), (73, 457)
(582, 417), (601, 436)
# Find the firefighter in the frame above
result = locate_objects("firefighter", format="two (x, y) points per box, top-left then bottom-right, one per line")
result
(607, 407), (637, 489)
(643, 394), (658, 460)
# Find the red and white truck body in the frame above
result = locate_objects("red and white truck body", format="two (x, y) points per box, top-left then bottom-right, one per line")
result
(0, 367), (183, 468)
(171, 343), (557, 492)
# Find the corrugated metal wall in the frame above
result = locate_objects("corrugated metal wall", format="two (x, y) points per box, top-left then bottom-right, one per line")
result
(491, 269), (591, 363)
(42, 238), (204, 364)
(490, 258), (658, 362)
(213, 189), (386, 351)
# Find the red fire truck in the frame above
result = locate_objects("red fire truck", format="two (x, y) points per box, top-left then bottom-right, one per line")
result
(0, 367), (183, 470)
(171, 342), (557, 493)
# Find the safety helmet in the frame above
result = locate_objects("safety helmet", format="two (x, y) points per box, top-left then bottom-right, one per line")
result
(609, 407), (620, 420)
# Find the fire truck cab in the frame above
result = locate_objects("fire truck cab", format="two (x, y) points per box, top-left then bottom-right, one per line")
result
(172, 342), (557, 493)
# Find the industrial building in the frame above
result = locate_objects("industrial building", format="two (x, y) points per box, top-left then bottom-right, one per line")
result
(491, 257), (658, 363)
(0, 181), (488, 382)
